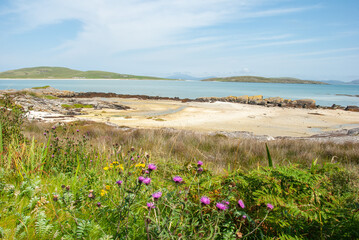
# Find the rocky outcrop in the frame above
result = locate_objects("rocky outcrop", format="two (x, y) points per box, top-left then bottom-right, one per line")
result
(195, 95), (317, 108)
(345, 106), (359, 112)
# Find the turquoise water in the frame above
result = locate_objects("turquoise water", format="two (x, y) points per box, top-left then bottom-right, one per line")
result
(0, 79), (358, 107)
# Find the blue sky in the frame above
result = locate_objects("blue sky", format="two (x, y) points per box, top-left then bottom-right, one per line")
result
(0, 0), (359, 81)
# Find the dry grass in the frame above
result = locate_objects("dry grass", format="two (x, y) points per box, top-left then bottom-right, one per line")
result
(23, 120), (359, 175)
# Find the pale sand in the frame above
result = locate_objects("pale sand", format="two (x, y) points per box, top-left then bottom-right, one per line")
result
(76, 98), (359, 137)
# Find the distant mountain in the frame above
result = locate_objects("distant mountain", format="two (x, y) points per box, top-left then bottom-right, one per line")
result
(0, 66), (168, 80)
(321, 80), (359, 85)
(202, 76), (327, 84)
(167, 73), (217, 80)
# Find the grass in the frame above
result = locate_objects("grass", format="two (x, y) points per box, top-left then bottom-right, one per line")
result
(61, 104), (93, 109)
(31, 85), (50, 89)
(1, 98), (359, 239)
(0, 66), (170, 80)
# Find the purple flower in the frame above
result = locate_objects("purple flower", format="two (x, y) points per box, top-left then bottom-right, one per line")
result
(97, 202), (101, 207)
(216, 203), (228, 211)
(145, 170), (149, 174)
(200, 196), (211, 205)
(267, 203), (274, 210)
(238, 199), (245, 209)
(138, 176), (145, 183)
(51, 154), (54, 158)
(52, 126), (56, 130)
(147, 202), (155, 209)
(242, 215), (247, 219)
(197, 167), (203, 173)
(44, 132), (47, 136)
(197, 161), (203, 166)
(131, 157), (134, 161)
(148, 164), (157, 171)
(76, 129), (79, 132)
(143, 178), (151, 185)
(116, 180), (123, 186)
(173, 176), (183, 184)
(222, 201), (229, 205)
(152, 191), (162, 200)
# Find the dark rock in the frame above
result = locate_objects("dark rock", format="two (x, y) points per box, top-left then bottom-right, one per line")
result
(345, 106), (359, 112)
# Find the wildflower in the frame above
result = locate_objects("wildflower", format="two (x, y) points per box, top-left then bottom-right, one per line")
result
(100, 189), (107, 196)
(131, 146), (135, 151)
(138, 176), (145, 183)
(148, 164), (157, 171)
(44, 132), (47, 136)
(173, 176), (183, 184)
(103, 167), (109, 171)
(242, 215), (247, 219)
(147, 202), (155, 209)
(216, 202), (228, 211)
(105, 185), (111, 190)
(51, 154), (54, 158)
(135, 163), (145, 168)
(88, 190), (95, 199)
(267, 203), (274, 210)
(145, 170), (149, 174)
(238, 199), (245, 209)
(197, 161), (203, 166)
(76, 129), (79, 132)
(53, 195), (58, 201)
(116, 180), (123, 186)
(131, 157), (134, 161)
(52, 126), (56, 130)
(97, 202), (101, 207)
(66, 186), (70, 191)
(152, 191), (162, 200)
(61, 185), (66, 189)
(197, 167), (203, 173)
(222, 201), (229, 205)
(113, 161), (119, 164)
(200, 196), (211, 205)
(143, 178), (151, 185)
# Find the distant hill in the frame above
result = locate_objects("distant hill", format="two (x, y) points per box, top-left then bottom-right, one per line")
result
(202, 76), (327, 84)
(350, 80), (359, 84)
(0, 66), (168, 80)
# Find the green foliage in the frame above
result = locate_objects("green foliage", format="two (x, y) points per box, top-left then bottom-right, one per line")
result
(0, 118), (358, 239)
(31, 85), (50, 89)
(61, 104), (93, 109)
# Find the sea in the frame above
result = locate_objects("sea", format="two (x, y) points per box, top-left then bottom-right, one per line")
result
(0, 79), (358, 107)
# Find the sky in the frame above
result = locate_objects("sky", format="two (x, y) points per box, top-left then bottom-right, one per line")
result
(0, 0), (359, 81)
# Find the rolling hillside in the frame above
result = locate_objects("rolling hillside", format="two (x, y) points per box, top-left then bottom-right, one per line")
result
(202, 76), (327, 84)
(0, 66), (167, 80)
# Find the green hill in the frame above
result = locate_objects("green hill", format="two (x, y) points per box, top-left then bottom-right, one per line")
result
(202, 76), (327, 84)
(0, 66), (168, 80)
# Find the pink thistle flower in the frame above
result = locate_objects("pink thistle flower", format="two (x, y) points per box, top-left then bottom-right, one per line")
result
(152, 191), (162, 200)
(200, 196), (211, 205)
(143, 178), (151, 185)
(147, 202), (155, 209)
(173, 176), (183, 184)
(148, 164), (157, 171)
(238, 199), (245, 209)
(242, 215), (247, 219)
(116, 180), (123, 186)
(197, 161), (203, 166)
(216, 203), (228, 211)
(138, 176), (145, 183)
(267, 203), (274, 210)
(222, 201), (229, 205)
(197, 167), (203, 173)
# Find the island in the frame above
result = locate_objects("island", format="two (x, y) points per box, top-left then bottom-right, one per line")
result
(202, 76), (327, 84)
(0, 66), (170, 80)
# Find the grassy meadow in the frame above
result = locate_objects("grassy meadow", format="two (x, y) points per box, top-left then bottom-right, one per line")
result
(0, 96), (359, 239)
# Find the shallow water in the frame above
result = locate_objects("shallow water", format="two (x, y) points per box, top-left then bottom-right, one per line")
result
(1, 79), (358, 107)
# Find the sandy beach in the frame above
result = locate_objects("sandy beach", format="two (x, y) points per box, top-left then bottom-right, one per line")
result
(76, 98), (359, 137)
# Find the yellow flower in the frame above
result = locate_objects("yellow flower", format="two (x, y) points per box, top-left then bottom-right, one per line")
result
(103, 167), (109, 171)
(100, 189), (107, 196)
(113, 161), (119, 164)
(105, 185), (111, 190)
(135, 163), (145, 168)
(116, 164), (124, 170)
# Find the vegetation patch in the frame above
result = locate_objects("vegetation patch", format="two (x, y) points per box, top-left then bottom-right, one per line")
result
(61, 103), (93, 109)
(31, 85), (50, 89)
